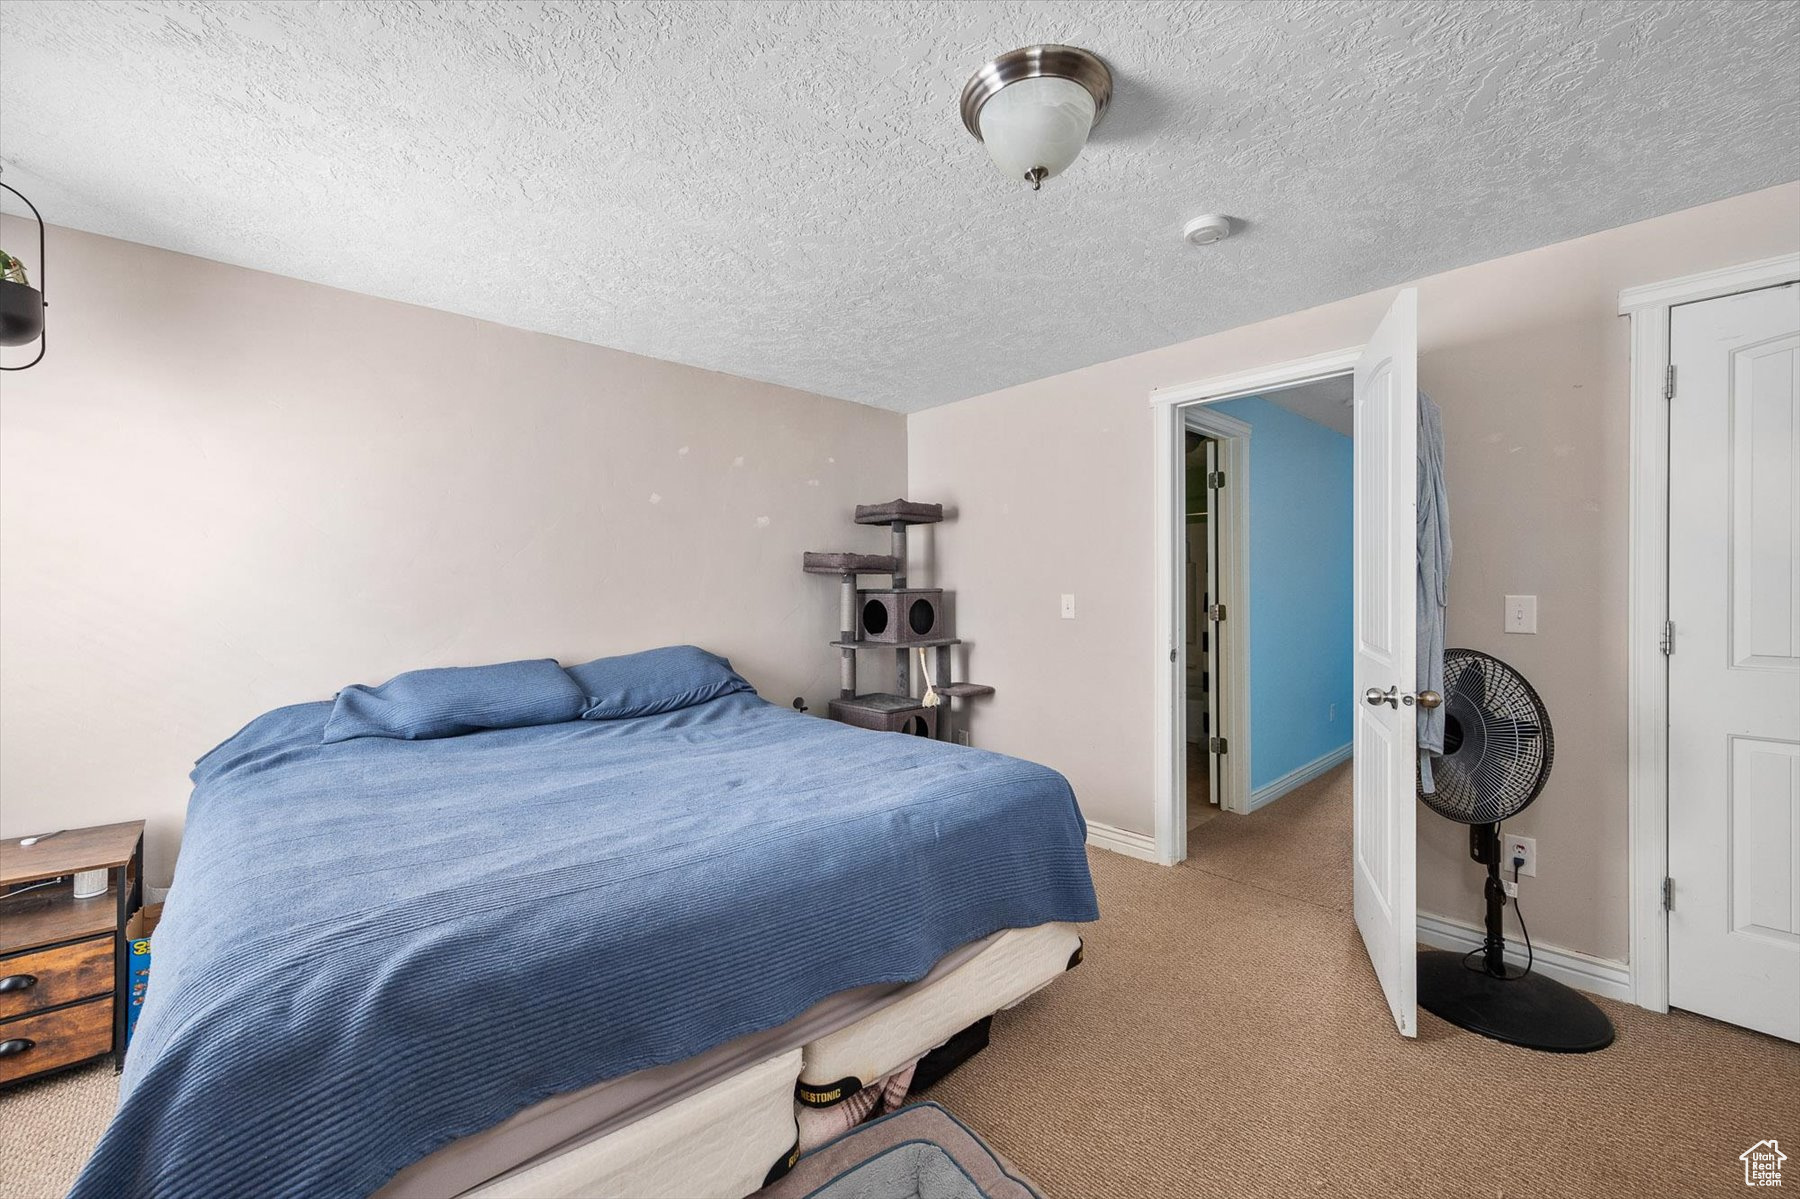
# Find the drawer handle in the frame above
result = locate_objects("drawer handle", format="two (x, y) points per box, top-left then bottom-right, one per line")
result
(0, 1037), (34, 1057)
(0, 974), (38, 994)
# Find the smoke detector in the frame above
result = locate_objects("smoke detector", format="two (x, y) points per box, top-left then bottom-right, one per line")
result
(1183, 214), (1233, 246)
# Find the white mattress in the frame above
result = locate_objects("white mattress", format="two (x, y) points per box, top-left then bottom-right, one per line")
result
(464, 1049), (802, 1199)
(381, 923), (1083, 1198)
(798, 922), (1082, 1102)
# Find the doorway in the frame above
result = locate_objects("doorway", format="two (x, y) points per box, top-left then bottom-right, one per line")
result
(1178, 405), (1251, 829)
(1184, 426), (1219, 829)
(1180, 380), (1358, 846)
(1153, 288), (1424, 1038)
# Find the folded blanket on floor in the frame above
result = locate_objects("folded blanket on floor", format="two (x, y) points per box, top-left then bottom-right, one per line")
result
(71, 692), (1097, 1199)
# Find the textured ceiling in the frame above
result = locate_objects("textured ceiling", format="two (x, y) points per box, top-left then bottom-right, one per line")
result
(1263, 376), (1354, 436)
(2, 1), (1796, 412)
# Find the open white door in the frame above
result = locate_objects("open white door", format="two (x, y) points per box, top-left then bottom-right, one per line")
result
(1203, 437), (1224, 810)
(1352, 288), (1420, 1038)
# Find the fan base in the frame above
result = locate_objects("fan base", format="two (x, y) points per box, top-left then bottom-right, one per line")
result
(1419, 950), (1615, 1053)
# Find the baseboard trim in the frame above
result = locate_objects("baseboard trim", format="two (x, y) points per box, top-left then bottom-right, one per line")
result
(1245, 743), (1353, 813)
(1416, 911), (1632, 1002)
(1086, 821), (1160, 863)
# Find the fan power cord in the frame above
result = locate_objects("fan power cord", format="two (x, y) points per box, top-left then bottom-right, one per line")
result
(1510, 855), (1534, 978)
(1457, 851), (1537, 980)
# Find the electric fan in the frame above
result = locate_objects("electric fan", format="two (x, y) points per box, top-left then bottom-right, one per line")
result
(1417, 649), (1614, 1053)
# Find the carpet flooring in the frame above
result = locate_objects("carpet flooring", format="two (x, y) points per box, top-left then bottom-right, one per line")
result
(4, 766), (1795, 1198)
(1186, 744), (1219, 832)
(1185, 757), (1354, 912)
(928, 763), (1799, 1199)
(0, 1061), (114, 1197)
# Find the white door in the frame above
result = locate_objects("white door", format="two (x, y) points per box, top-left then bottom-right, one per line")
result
(1352, 288), (1420, 1038)
(1204, 437), (1225, 809)
(1668, 282), (1800, 1043)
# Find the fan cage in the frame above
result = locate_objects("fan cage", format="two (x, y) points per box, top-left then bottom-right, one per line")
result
(1419, 648), (1554, 824)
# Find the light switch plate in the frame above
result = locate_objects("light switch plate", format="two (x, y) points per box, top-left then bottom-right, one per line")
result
(1504, 594), (1537, 634)
(1060, 594), (1076, 619)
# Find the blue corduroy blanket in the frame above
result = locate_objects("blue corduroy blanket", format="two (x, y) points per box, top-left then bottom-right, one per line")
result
(71, 693), (1097, 1198)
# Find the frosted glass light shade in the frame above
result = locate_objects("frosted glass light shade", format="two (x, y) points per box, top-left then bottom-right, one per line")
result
(977, 75), (1098, 184)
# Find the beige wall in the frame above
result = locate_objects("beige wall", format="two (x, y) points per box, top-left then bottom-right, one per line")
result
(907, 183), (1800, 964)
(0, 219), (905, 885)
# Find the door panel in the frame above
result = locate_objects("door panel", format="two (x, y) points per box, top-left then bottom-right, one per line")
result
(1358, 390), (1393, 657)
(1728, 737), (1798, 945)
(1668, 283), (1800, 1042)
(1730, 329), (1800, 669)
(1353, 288), (1419, 1039)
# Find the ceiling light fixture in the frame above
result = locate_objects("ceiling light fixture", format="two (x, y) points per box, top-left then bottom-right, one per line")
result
(960, 45), (1112, 191)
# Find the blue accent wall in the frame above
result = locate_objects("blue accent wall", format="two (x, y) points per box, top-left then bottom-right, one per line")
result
(1211, 397), (1354, 792)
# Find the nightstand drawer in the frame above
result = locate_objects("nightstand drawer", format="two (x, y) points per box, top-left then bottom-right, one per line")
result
(0, 935), (114, 1020)
(0, 995), (113, 1085)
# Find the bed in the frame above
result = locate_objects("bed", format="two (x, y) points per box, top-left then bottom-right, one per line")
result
(71, 650), (1098, 1199)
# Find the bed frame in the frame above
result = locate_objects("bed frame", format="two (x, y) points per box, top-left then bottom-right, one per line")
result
(440, 924), (1084, 1199)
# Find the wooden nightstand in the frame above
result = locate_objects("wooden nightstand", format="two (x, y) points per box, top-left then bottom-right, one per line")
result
(0, 821), (145, 1086)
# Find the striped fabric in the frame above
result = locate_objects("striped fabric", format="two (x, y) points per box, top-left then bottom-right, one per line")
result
(796, 1060), (919, 1151)
(72, 693), (1097, 1198)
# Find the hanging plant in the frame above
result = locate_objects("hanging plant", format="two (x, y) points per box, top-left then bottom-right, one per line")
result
(0, 249), (27, 287)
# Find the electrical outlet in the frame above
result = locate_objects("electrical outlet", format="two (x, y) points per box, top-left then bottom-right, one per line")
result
(955, 729), (971, 747)
(1504, 833), (1537, 877)
(1501, 879), (1519, 898)
(1504, 594), (1538, 634)
(1060, 593), (1076, 619)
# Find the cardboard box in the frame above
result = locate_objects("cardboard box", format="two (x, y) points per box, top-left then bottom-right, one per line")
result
(124, 903), (162, 1047)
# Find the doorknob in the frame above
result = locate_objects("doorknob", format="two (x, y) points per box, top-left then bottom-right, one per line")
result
(1366, 686), (1440, 710)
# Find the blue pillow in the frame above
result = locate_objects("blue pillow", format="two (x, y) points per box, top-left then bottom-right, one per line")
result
(564, 645), (754, 720)
(322, 659), (587, 743)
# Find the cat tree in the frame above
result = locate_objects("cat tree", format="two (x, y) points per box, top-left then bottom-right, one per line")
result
(803, 499), (992, 742)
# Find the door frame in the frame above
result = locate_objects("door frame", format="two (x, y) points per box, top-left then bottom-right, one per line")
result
(1618, 251), (1800, 1013)
(1149, 346), (1363, 866)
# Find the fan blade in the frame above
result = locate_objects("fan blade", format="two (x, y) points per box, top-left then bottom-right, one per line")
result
(1449, 658), (1487, 709)
(1469, 716), (1541, 820)
(1424, 651), (1553, 825)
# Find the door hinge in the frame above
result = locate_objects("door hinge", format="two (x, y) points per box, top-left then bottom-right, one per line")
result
(1664, 364), (1676, 400)
(1661, 876), (1674, 911)
(1207, 470), (1225, 489)
(1208, 603), (1227, 622)
(1208, 736), (1228, 755)
(1660, 620), (1675, 656)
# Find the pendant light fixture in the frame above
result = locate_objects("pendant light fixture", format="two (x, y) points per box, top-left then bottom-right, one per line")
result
(0, 168), (46, 370)
(960, 45), (1113, 191)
